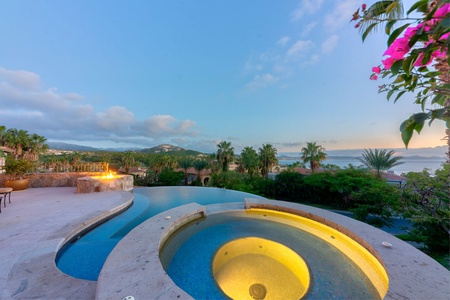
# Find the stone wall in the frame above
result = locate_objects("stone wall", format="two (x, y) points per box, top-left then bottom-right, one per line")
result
(76, 175), (134, 193)
(0, 172), (104, 189)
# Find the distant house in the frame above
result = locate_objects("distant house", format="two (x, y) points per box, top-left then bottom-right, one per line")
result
(174, 167), (212, 186)
(381, 171), (407, 186)
(117, 167), (148, 178)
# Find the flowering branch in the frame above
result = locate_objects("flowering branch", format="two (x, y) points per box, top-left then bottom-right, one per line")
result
(352, 0), (449, 154)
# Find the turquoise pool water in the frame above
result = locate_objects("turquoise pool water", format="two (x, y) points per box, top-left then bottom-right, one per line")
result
(56, 186), (264, 280)
(160, 211), (379, 300)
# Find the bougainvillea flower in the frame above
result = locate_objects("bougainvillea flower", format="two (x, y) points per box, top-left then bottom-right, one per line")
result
(372, 66), (381, 74)
(404, 26), (419, 39)
(382, 57), (396, 69)
(434, 3), (450, 19)
(370, 74), (378, 80)
(384, 37), (410, 60)
(362, 3), (366, 10)
(413, 53), (433, 67)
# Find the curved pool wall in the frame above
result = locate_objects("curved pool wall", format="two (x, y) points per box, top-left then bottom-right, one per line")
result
(56, 186), (265, 280)
(95, 196), (450, 300)
(160, 210), (384, 299)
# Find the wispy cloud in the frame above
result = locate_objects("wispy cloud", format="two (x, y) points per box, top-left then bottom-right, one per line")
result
(286, 40), (314, 60)
(321, 34), (340, 53)
(324, 0), (359, 30)
(277, 36), (291, 47)
(0, 67), (198, 146)
(301, 22), (317, 36)
(245, 73), (279, 91)
(291, 0), (324, 21)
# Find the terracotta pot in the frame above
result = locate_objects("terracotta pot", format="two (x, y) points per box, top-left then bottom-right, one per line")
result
(5, 178), (29, 191)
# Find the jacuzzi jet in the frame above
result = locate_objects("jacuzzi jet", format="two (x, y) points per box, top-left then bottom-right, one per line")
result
(249, 283), (267, 299)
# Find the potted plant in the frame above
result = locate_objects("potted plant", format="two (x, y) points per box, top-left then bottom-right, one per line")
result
(5, 156), (33, 190)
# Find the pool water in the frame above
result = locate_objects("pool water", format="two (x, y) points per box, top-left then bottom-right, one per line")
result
(160, 211), (380, 299)
(56, 186), (264, 280)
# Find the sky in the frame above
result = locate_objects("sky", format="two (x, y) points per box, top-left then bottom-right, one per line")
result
(0, 0), (447, 154)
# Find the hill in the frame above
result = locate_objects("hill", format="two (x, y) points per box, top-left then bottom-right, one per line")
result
(140, 144), (205, 156)
(46, 142), (100, 152)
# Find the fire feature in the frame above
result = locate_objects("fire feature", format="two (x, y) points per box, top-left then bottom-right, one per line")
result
(76, 172), (133, 193)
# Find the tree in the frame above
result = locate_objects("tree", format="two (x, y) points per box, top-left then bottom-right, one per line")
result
(258, 144), (278, 179)
(4, 128), (30, 159)
(178, 157), (193, 185)
(241, 146), (259, 177)
(300, 142), (327, 172)
(401, 165), (450, 251)
(358, 148), (404, 178)
(121, 151), (136, 174)
(193, 159), (208, 185)
(352, 0), (450, 159)
(216, 141), (234, 172)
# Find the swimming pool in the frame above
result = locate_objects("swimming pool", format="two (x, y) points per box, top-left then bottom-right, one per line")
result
(56, 186), (265, 280)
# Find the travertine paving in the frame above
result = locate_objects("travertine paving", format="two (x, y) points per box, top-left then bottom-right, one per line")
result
(0, 187), (132, 299)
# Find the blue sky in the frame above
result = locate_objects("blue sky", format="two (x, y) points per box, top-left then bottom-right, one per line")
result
(0, 0), (446, 154)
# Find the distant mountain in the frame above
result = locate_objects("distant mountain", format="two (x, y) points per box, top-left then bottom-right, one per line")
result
(279, 146), (447, 158)
(140, 144), (205, 156)
(46, 142), (100, 152)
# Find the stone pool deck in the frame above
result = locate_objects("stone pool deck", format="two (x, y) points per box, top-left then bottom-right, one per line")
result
(0, 187), (133, 299)
(1, 187), (449, 299)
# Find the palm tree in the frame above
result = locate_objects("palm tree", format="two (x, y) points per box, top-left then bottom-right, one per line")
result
(216, 141), (234, 172)
(358, 149), (404, 178)
(24, 133), (48, 161)
(241, 146), (259, 177)
(193, 159), (208, 185)
(357, 0), (404, 38)
(301, 142), (327, 172)
(259, 144), (278, 179)
(178, 157), (193, 185)
(121, 151), (136, 174)
(4, 128), (30, 159)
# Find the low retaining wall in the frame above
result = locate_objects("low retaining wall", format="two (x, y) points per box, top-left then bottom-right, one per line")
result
(0, 173), (113, 189)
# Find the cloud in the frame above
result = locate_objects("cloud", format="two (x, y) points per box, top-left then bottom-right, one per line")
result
(245, 74), (279, 90)
(0, 67), (199, 147)
(324, 0), (359, 30)
(321, 34), (340, 53)
(291, 0), (324, 21)
(277, 36), (291, 47)
(286, 40), (314, 59)
(301, 22), (317, 36)
(0, 67), (41, 90)
(97, 106), (136, 130)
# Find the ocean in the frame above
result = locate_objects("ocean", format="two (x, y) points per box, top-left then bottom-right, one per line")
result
(278, 156), (446, 175)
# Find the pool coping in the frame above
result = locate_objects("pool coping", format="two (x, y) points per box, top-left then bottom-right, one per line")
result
(96, 198), (450, 300)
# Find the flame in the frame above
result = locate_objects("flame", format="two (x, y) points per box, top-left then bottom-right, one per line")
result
(101, 171), (115, 179)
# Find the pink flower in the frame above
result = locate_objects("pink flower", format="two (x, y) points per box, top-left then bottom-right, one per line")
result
(434, 4), (450, 19)
(370, 74), (378, 80)
(413, 53), (432, 67)
(362, 3), (366, 10)
(372, 66), (381, 74)
(404, 26), (419, 39)
(384, 37), (410, 60)
(382, 57), (396, 69)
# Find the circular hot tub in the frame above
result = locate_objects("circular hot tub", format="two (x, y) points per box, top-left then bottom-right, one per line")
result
(160, 208), (388, 299)
(212, 237), (310, 299)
